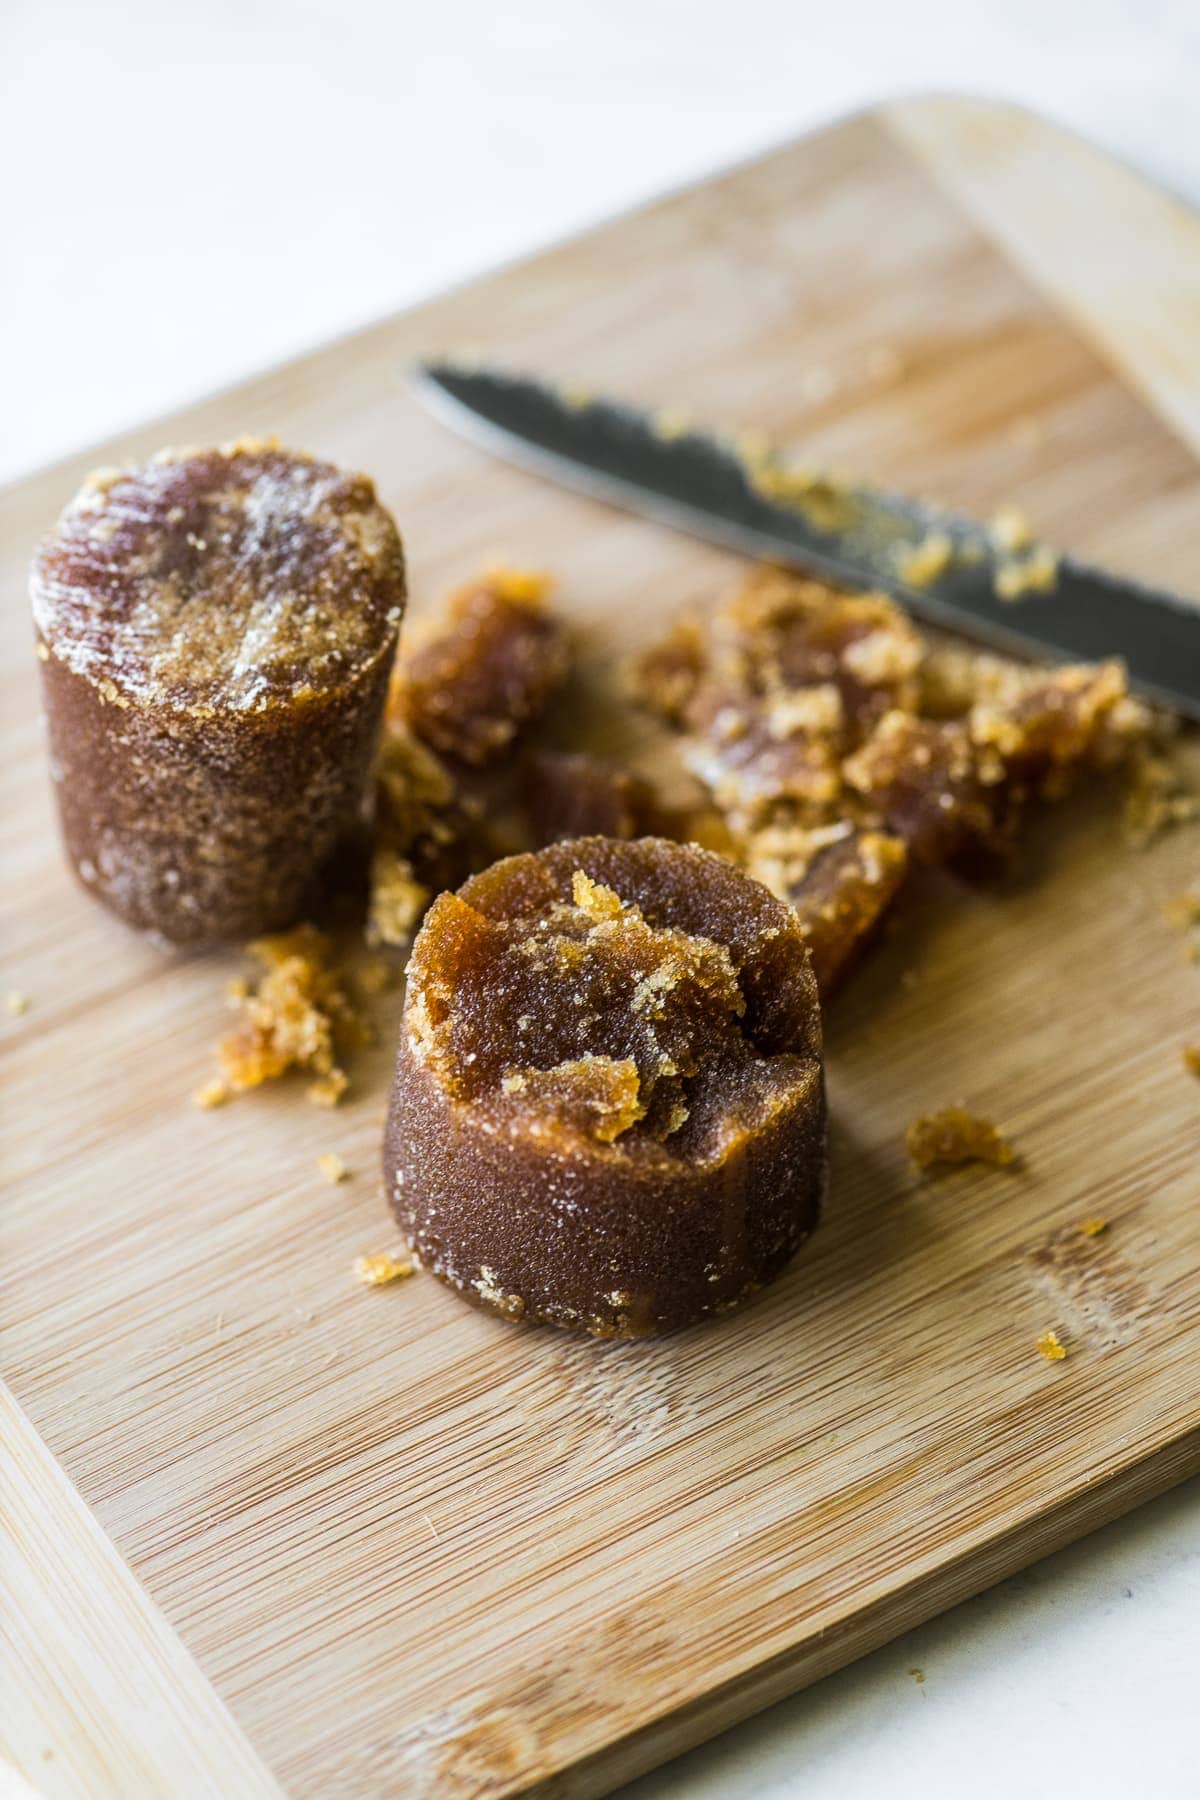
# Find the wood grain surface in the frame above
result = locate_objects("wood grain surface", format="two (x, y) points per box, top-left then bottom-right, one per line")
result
(2, 96), (1199, 1798)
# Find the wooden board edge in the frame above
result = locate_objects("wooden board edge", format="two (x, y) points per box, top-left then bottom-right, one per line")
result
(0, 1382), (283, 1800)
(884, 94), (1200, 457)
(548, 1425), (1200, 1798)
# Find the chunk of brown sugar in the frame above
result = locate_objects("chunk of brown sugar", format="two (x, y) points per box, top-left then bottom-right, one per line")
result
(367, 722), (482, 947)
(684, 690), (846, 834)
(385, 837), (827, 1336)
(747, 822), (910, 994)
(969, 660), (1149, 791)
(906, 1106), (1015, 1170)
(522, 749), (653, 845)
(391, 569), (569, 766)
(627, 614), (708, 725)
(844, 711), (1003, 863)
(692, 568), (923, 743)
(631, 569), (924, 831)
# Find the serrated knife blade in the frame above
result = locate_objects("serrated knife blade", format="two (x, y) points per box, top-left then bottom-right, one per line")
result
(411, 360), (1200, 721)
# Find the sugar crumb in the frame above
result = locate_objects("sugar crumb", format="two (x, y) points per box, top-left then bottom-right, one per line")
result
(572, 869), (625, 921)
(486, 565), (554, 605)
(193, 1078), (230, 1110)
(212, 927), (366, 1105)
(1124, 752), (1198, 849)
(906, 1106), (1015, 1170)
(1078, 1217), (1108, 1238)
(653, 409), (693, 442)
(367, 848), (430, 949)
(897, 531), (954, 588)
(307, 1068), (349, 1108)
(317, 1152), (349, 1184)
(5, 991), (29, 1016)
(1036, 1329), (1068, 1361)
(995, 545), (1058, 601)
(354, 1251), (415, 1288)
(989, 505), (1034, 555)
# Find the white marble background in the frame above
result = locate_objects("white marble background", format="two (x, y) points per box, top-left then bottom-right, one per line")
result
(3, 3), (1197, 1795)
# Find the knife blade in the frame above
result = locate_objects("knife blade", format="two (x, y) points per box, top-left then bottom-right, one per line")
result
(411, 360), (1200, 720)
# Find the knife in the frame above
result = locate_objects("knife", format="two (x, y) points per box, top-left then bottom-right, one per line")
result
(411, 361), (1200, 721)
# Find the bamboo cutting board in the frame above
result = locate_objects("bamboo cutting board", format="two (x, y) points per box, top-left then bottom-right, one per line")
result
(2, 97), (1199, 1799)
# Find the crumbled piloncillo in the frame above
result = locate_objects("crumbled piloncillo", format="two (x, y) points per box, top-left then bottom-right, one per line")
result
(745, 821), (909, 994)
(390, 568), (568, 766)
(215, 927), (369, 1104)
(630, 567), (1167, 992)
(905, 1106), (1015, 1171)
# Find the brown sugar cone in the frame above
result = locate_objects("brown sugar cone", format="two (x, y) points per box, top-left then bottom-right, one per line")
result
(31, 441), (405, 946)
(384, 836), (827, 1336)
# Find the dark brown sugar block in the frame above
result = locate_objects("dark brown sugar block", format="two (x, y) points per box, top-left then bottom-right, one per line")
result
(385, 836), (827, 1336)
(31, 440), (405, 945)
